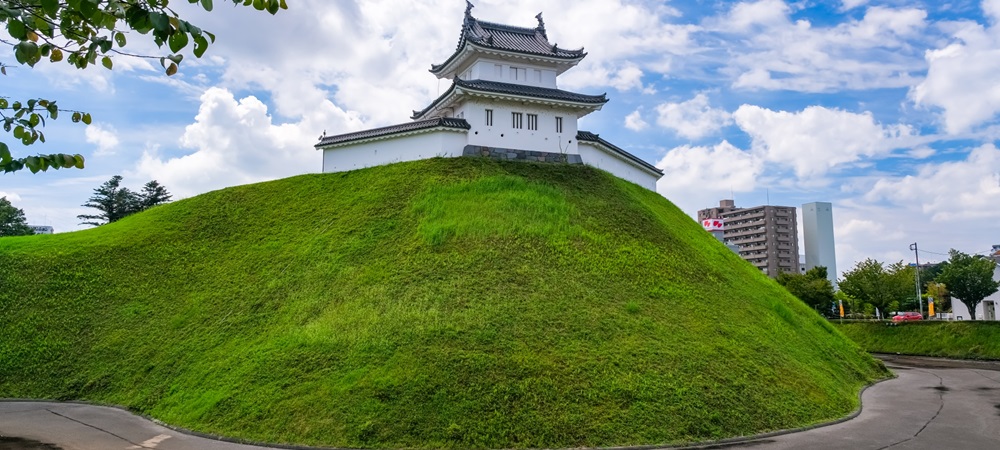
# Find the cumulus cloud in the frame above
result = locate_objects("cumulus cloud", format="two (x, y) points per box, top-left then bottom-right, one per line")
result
(85, 124), (120, 156)
(718, 1), (928, 92)
(624, 110), (648, 132)
(655, 94), (731, 139)
(655, 140), (763, 213)
(910, 3), (1000, 134)
(0, 192), (22, 202)
(866, 143), (1000, 221)
(132, 87), (361, 198)
(733, 105), (912, 177)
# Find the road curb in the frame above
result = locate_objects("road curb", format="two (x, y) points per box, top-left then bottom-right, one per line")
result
(0, 373), (895, 450)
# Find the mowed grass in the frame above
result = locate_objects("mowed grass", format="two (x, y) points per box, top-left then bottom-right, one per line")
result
(837, 321), (1000, 360)
(0, 158), (888, 449)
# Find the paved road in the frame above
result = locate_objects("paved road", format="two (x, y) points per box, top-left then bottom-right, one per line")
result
(697, 355), (1000, 450)
(2, 356), (999, 450)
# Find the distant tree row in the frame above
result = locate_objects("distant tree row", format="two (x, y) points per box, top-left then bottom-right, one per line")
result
(78, 175), (172, 226)
(779, 251), (999, 321)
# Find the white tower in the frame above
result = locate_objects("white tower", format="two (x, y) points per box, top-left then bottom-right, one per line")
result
(801, 202), (837, 287)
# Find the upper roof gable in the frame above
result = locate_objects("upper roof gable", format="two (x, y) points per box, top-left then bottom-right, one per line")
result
(431, 2), (586, 77)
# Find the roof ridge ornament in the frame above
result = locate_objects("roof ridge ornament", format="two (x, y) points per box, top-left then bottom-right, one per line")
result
(535, 12), (547, 39)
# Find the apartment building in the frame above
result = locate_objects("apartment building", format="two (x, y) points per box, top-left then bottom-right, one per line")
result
(698, 199), (800, 277)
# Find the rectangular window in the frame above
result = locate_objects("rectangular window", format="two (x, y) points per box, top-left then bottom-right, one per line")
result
(519, 68), (527, 81)
(527, 113), (538, 130)
(555, 116), (563, 133)
(512, 112), (523, 129)
(485, 109), (493, 126)
(510, 66), (518, 80)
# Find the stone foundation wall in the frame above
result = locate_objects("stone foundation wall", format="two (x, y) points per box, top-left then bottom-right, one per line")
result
(463, 145), (583, 164)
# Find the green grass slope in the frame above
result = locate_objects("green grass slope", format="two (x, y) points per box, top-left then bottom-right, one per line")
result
(838, 322), (1000, 360)
(1, 158), (887, 449)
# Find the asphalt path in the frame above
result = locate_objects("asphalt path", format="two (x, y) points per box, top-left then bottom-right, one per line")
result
(1, 355), (998, 450)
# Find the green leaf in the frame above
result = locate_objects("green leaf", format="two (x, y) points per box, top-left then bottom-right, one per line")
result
(8, 20), (26, 40)
(29, 113), (40, 127)
(0, 99), (6, 109)
(79, 0), (99, 20)
(72, 112), (82, 123)
(82, 113), (93, 125)
(115, 32), (127, 47)
(193, 34), (209, 58)
(13, 126), (24, 139)
(168, 31), (189, 53)
(25, 156), (40, 173)
(201, 0), (214, 12)
(149, 12), (170, 33)
(74, 154), (86, 169)
(253, 0), (266, 11)
(102, 56), (113, 70)
(0, 142), (10, 163)
(165, 62), (178, 76)
(267, 0), (280, 14)
(50, 48), (63, 62)
(41, 0), (59, 16)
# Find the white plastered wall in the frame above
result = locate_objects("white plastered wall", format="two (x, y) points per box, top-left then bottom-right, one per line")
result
(456, 99), (580, 155)
(463, 58), (558, 88)
(578, 142), (660, 191)
(321, 130), (468, 173)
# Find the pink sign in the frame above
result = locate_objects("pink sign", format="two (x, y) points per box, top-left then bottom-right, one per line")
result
(702, 219), (724, 231)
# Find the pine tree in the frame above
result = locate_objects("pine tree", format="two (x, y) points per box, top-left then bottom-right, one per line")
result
(138, 180), (172, 210)
(77, 175), (138, 226)
(77, 176), (173, 226)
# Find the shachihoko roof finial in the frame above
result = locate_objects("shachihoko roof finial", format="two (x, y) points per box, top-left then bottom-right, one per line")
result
(535, 12), (546, 33)
(465, 1), (474, 17)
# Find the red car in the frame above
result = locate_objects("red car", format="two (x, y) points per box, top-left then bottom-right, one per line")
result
(892, 312), (923, 322)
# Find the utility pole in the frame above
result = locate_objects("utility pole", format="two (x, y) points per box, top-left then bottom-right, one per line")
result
(910, 242), (923, 317)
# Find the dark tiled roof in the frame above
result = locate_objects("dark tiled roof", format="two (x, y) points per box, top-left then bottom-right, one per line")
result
(315, 118), (470, 147)
(577, 131), (663, 175)
(412, 78), (607, 119)
(431, 3), (585, 74)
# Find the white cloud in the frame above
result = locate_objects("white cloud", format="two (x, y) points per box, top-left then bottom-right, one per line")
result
(725, 0), (791, 32)
(655, 140), (763, 213)
(0, 192), (22, 202)
(655, 93), (731, 139)
(910, 4), (1000, 134)
(85, 124), (120, 156)
(866, 143), (1000, 221)
(732, 105), (912, 177)
(719, 2), (928, 92)
(624, 110), (649, 132)
(132, 87), (361, 198)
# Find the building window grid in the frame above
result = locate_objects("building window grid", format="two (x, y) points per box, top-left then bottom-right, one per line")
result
(555, 116), (563, 133)
(527, 114), (538, 130)
(485, 109), (493, 126)
(512, 112), (523, 129)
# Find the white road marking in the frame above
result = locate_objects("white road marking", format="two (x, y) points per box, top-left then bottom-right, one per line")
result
(126, 433), (172, 449)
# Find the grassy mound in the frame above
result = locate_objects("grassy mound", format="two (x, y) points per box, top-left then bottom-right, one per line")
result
(0, 158), (887, 449)
(837, 322), (1000, 360)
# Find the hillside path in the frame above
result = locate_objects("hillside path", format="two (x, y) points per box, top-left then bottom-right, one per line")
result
(2, 355), (999, 450)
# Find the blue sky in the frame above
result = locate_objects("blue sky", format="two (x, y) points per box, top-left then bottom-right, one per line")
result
(2, 0), (999, 276)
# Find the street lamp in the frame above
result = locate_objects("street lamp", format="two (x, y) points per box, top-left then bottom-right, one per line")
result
(910, 242), (923, 317)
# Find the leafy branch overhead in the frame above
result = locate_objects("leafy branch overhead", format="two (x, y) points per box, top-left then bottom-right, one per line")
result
(0, 0), (287, 174)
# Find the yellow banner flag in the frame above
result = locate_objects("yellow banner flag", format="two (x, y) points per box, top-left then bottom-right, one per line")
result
(928, 300), (935, 317)
(839, 300), (844, 318)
